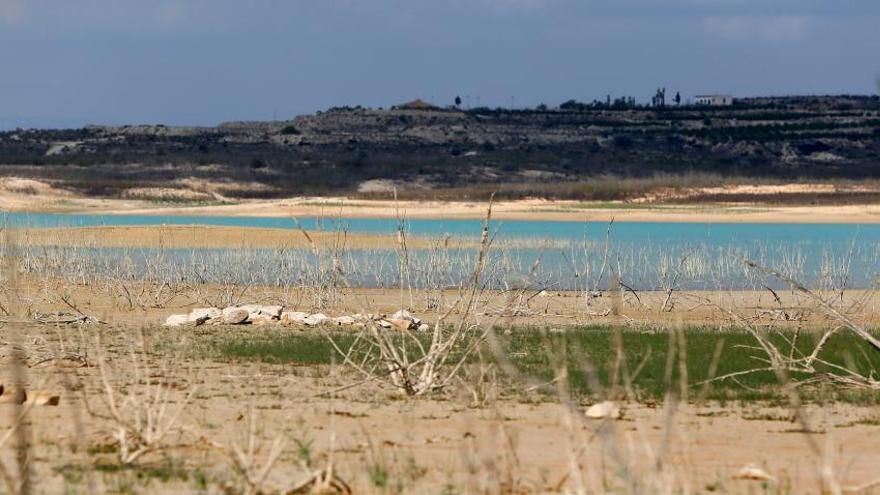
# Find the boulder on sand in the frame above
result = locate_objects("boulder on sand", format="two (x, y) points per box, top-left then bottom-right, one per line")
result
(585, 401), (621, 420)
(391, 309), (415, 322)
(27, 391), (60, 406)
(258, 305), (283, 319)
(238, 304), (263, 320)
(334, 316), (356, 326)
(390, 309), (421, 329)
(0, 388), (27, 405)
(222, 306), (242, 317)
(222, 308), (250, 324)
(733, 463), (777, 482)
(281, 311), (309, 325)
(188, 308), (221, 323)
(303, 314), (329, 326)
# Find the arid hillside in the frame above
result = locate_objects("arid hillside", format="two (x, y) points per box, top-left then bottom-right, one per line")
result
(1, 95), (879, 202)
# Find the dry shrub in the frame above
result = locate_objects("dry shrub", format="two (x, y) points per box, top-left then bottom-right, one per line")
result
(83, 332), (195, 465)
(224, 402), (285, 495)
(329, 199), (497, 396)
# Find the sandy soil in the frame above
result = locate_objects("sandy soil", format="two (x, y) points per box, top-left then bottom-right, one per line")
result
(633, 182), (880, 203)
(82, 198), (880, 224)
(7, 266), (879, 330)
(0, 322), (878, 494)
(3, 178), (880, 223)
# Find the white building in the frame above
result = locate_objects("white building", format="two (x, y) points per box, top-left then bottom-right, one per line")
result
(695, 94), (733, 106)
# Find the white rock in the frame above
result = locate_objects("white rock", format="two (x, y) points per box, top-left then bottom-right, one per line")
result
(585, 401), (621, 420)
(281, 311), (310, 324)
(222, 309), (249, 324)
(258, 305), (283, 319)
(223, 306), (249, 318)
(239, 304), (262, 314)
(237, 304), (264, 320)
(164, 314), (190, 327)
(280, 314), (306, 326)
(188, 308), (221, 322)
(387, 318), (412, 331)
(417, 323), (431, 332)
(334, 316), (356, 326)
(303, 313), (329, 326)
(391, 309), (415, 321)
(733, 464), (776, 482)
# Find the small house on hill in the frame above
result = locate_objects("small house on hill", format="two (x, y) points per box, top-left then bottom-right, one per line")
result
(695, 94), (734, 106)
(394, 99), (439, 111)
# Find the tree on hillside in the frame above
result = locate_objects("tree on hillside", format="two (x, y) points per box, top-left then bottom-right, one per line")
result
(455, 96), (462, 107)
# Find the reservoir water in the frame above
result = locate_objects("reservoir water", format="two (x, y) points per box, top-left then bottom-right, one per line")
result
(4, 212), (878, 290)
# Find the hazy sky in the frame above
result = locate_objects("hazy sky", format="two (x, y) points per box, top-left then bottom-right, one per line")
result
(1, 0), (878, 128)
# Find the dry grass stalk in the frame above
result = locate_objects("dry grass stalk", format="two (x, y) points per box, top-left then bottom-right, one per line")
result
(0, 351), (38, 495)
(294, 216), (348, 310)
(85, 332), (196, 465)
(226, 402), (285, 495)
(743, 259), (880, 352)
(0, 227), (34, 495)
(683, 259), (880, 391)
(329, 198), (498, 396)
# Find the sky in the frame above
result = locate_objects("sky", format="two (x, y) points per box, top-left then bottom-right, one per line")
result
(0, 0), (878, 129)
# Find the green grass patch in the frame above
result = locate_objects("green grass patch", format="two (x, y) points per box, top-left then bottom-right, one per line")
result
(502, 327), (880, 403)
(209, 326), (880, 403)
(55, 454), (203, 489)
(214, 330), (358, 365)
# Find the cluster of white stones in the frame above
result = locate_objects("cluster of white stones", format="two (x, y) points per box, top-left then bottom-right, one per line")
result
(164, 306), (430, 331)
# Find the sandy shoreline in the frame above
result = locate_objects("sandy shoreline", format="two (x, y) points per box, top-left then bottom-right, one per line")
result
(8, 225), (448, 249)
(10, 265), (880, 329)
(4, 195), (880, 224)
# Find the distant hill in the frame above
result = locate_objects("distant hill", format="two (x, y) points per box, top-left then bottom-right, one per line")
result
(0, 95), (878, 201)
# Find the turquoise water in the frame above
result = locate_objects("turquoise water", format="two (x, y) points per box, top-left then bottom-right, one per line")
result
(1, 211), (875, 245)
(4, 211), (879, 290)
